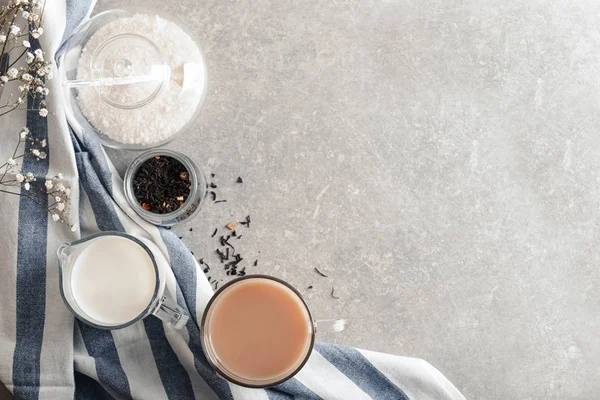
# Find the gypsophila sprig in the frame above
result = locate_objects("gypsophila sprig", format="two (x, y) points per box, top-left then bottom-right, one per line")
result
(0, 130), (75, 231)
(0, 3), (74, 230)
(0, 0), (50, 119)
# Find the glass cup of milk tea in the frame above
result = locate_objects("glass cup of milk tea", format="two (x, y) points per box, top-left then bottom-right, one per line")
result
(200, 275), (348, 388)
(57, 232), (188, 329)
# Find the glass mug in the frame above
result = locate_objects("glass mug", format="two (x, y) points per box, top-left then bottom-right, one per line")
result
(201, 275), (348, 388)
(57, 231), (189, 330)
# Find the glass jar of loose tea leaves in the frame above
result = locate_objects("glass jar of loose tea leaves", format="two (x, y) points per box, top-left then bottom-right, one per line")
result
(124, 149), (206, 226)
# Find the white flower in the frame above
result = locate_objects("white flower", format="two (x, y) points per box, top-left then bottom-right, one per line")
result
(21, 73), (33, 83)
(39, 108), (48, 117)
(22, 40), (30, 48)
(26, 52), (34, 63)
(40, 139), (46, 147)
(0, 35), (6, 43)
(16, 174), (24, 182)
(57, 173), (63, 179)
(18, 85), (26, 92)
(44, 65), (52, 74)
(31, 14), (39, 21)
(26, 172), (34, 180)
(0, 76), (7, 83)
(70, 223), (78, 232)
(16, 97), (23, 104)
(35, 86), (43, 93)
(38, 152), (47, 159)
(34, 49), (43, 59)
(64, 188), (71, 196)
(56, 184), (65, 192)
(45, 180), (53, 189)
(36, 27), (43, 36)
(7, 68), (18, 79)
(56, 203), (65, 211)
(7, 158), (16, 166)
(32, 149), (40, 156)
(24, 182), (30, 190)
(54, 196), (61, 202)
(42, 88), (49, 95)
(10, 25), (20, 36)
(22, 11), (30, 19)
(20, 128), (29, 138)
(32, 31), (39, 39)
(51, 214), (59, 222)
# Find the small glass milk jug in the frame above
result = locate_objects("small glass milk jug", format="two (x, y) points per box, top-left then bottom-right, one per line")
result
(57, 231), (188, 330)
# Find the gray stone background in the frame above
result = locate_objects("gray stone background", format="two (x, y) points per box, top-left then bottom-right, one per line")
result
(100, 0), (600, 399)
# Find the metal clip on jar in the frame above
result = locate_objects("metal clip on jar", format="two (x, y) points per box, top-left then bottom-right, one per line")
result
(124, 149), (206, 226)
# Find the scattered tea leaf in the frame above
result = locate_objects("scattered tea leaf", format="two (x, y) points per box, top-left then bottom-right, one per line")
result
(331, 287), (340, 299)
(239, 215), (251, 227)
(314, 268), (328, 277)
(211, 228), (218, 238)
(237, 177), (243, 183)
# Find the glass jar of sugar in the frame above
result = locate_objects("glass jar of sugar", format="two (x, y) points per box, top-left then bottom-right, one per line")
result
(58, 8), (207, 150)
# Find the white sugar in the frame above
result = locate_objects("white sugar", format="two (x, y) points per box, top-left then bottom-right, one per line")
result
(76, 14), (205, 145)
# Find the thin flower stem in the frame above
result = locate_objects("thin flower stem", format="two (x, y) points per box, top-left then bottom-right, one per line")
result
(0, 188), (29, 197)
(24, 194), (50, 210)
(0, 104), (21, 118)
(0, 9), (18, 73)
(6, 48), (27, 69)
(0, 138), (22, 182)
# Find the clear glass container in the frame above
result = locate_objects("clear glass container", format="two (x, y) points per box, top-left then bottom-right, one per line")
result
(58, 231), (189, 330)
(200, 275), (348, 388)
(124, 149), (207, 226)
(57, 8), (207, 150)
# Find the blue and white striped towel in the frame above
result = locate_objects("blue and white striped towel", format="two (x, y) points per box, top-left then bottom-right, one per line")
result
(0, 1), (466, 399)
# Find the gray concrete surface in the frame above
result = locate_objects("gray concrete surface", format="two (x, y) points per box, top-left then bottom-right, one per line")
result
(101, 1), (600, 399)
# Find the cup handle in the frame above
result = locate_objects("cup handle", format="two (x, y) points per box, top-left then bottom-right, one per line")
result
(314, 319), (348, 333)
(152, 296), (189, 329)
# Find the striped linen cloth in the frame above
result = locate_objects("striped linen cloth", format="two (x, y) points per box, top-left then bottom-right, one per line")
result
(0, 1), (466, 399)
